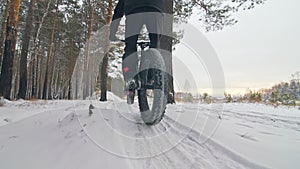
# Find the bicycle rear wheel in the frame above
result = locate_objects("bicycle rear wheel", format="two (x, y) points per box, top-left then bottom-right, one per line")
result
(137, 49), (168, 125)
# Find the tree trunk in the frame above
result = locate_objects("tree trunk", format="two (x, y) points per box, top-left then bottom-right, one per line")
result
(49, 24), (60, 100)
(68, 39), (75, 100)
(31, 56), (36, 98)
(90, 47), (95, 97)
(83, 0), (94, 99)
(38, 52), (44, 99)
(13, 52), (20, 98)
(32, 47), (39, 99)
(42, 1), (58, 99)
(51, 27), (62, 99)
(0, 0), (9, 73)
(18, 0), (36, 99)
(0, 0), (21, 99)
(56, 66), (61, 98)
(53, 67), (59, 99)
(31, 0), (51, 99)
(100, 0), (112, 102)
(27, 56), (33, 98)
(161, 0), (175, 104)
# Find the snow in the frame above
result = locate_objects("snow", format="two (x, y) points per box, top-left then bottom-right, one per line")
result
(167, 103), (300, 169)
(0, 93), (299, 169)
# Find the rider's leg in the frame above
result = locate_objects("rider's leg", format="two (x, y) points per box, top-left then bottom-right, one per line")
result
(123, 12), (143, 82)
(145, 11), (163, 48)
(123, 35), (139, 81)
(123, 14), (143, 104)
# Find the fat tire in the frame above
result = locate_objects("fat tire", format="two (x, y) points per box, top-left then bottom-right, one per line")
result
(137, 49), (168, 125)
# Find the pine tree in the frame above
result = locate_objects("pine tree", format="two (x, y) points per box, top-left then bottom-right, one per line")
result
(100, 0), (113, 102)
(0, 0), (9, 72)
(18, 0), (36, 99)
(0, 0), (21, 99)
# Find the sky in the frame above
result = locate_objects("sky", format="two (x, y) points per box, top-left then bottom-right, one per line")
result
(173, 0), (300, 95)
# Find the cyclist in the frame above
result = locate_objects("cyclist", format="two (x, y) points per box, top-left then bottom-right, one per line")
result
(109, 0), (165, 102)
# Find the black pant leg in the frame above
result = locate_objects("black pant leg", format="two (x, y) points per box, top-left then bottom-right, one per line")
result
(123, 13), (143, 81)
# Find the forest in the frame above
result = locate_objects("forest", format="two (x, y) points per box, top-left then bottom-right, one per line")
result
(0, 0), (266, 101)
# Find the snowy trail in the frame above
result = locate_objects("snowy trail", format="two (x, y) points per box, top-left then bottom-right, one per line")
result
(77, 110), (263, 169)
(1, 94), (299, 168)
(74, 95), (267, 169)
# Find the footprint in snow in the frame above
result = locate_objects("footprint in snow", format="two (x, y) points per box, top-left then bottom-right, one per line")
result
(236, 122), (254, 129)
(237, 133), (258, 142)
(9, 136), (18, 139)
(258, 131), (280, 136)
(3, 118), (10, 123)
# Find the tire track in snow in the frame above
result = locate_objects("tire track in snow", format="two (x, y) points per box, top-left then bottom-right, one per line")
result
(218, 107), (300, 132)
(77, 96), (267, 169)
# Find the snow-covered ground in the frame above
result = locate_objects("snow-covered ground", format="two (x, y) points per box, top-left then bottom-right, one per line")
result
(0, 92), (299, 169)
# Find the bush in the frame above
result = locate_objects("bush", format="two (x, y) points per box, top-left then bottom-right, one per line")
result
(224, 93), (233, 103)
